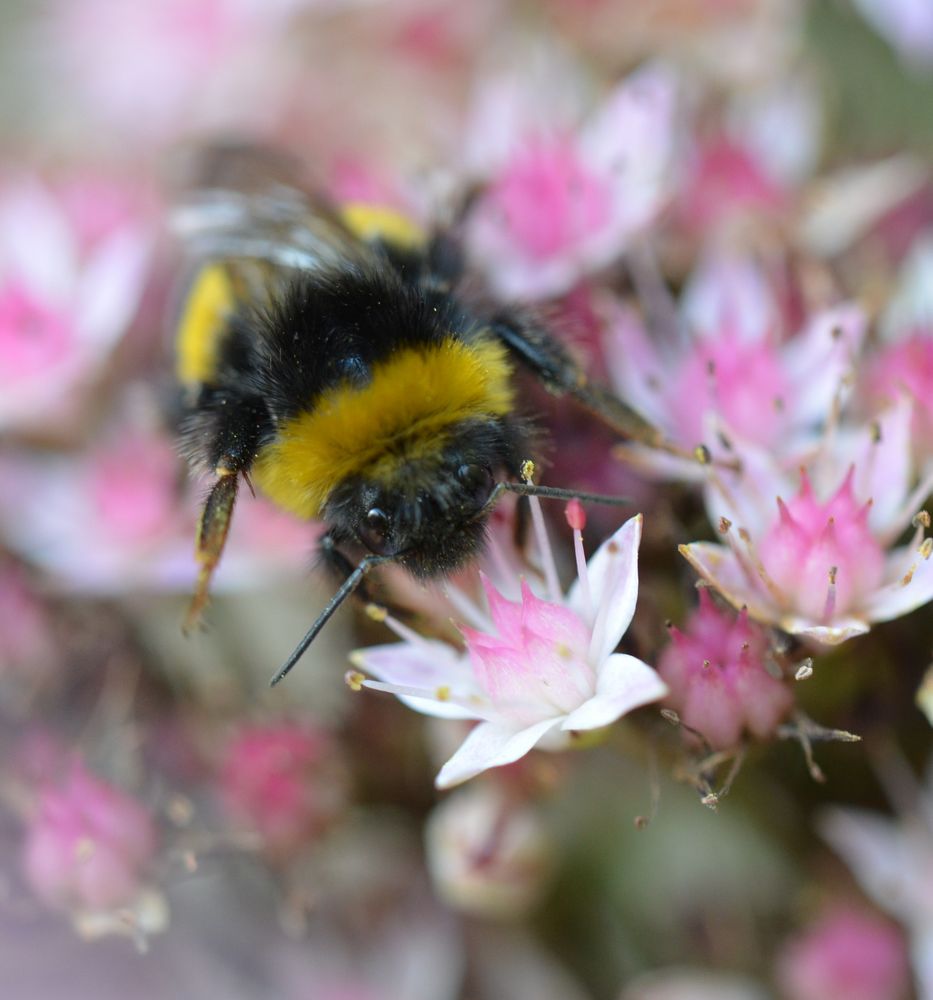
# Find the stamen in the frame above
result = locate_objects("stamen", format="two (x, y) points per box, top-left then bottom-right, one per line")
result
(565, 500), (593, 620)
(485, 529), (518, 587)
(444, 584), (490, 630)
(823, 566), (838, 622)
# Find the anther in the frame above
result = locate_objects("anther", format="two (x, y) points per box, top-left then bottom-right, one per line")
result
(345, 670), (365, 692)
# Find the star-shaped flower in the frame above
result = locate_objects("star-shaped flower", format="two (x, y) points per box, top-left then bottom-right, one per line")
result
(351, 511), (667, 788)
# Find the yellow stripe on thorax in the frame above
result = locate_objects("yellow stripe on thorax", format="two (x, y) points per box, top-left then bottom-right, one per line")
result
(252, 338), (513, 519)
(339, 202), (425, 251)
(176, 264), (236, 385)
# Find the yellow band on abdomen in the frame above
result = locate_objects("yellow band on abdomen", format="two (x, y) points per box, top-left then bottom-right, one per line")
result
(252, 337), (513, 519)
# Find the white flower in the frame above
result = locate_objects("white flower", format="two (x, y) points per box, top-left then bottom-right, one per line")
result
(351, 512), (667, 788)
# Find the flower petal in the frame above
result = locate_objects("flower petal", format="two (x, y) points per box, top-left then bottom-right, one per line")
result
(678, 541), (778, 624)
(863, 545), (933, 624)
(351, 642), (483, 721)
(435, 717), (563, 789)
(568, 514), (641, 663)
(819, 807), (908, 917)
(781, 303), (866, 428)
(779, 616), (871, 645)
(560, 654), (666, 732)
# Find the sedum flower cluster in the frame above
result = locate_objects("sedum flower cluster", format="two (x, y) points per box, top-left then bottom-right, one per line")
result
(2, 1), (933, 998)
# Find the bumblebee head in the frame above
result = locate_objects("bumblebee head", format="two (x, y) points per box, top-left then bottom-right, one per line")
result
(323, 425), (518, 578)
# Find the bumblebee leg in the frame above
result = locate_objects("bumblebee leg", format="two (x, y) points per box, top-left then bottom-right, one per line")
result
(489, 315), (701, 462)
(184, 471), (240, 632)
(318, 531), (409, 616)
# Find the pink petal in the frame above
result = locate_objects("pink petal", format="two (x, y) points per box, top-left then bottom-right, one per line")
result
(560, 653), (666, 732)
(435, 717), (563, 789)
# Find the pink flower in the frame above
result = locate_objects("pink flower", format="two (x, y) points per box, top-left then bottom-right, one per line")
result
(0, 175), (151, 433)
(352, 511), (667, 788)
(0, 396), (313, 593)
(23, 762), (158, 913)
(776, 908), (910, 1000)
(607, 254), (866, 479)
(220, 723), (344, 857)
(680, 398), (933, 644)
(464, 63), (677, 299)
(658, 589), (793, 749)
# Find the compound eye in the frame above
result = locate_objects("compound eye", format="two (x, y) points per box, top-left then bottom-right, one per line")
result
(359, 507), (390, 553)
(456, 464), (495, 509)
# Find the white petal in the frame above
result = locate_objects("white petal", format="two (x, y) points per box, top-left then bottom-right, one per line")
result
(701, 437), (791, 541)
(560, 654), (666, 731)
(678, 541), (778, 624)
(74, 229), (150, 345)
(863, 546), (933, 624)
(881, 235), (933, 340)
(800, 155), (928, 257)
(611, 442), (705, 483)
(601, 301), (669, 429)
(435, 717), (563, 789)
(780, 617), (871, 645)
(682, 252), (775, 343)
(351, 642), (482, 721)
(0, 179), (76, 302)
(570, 514), (641, 663)
(911, 927), (933, 1000)
(819, 807), (911, 918)
(781, 303), (866, 429)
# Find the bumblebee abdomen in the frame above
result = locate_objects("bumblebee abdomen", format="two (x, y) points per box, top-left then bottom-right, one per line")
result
(175, 264), (237, 386)
(251, 337), (515, 520)
(338, 202), (425, 252)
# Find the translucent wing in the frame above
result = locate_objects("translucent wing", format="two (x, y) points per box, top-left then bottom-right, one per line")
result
(168, 142), (376, 285)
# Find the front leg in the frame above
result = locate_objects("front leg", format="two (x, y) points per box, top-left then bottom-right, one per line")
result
(182, 393), (271, 631)
(489, 313), (697, 461)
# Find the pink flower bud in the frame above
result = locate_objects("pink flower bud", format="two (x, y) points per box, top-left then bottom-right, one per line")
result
(23, 763), (157, 912)
(658, 590), (793, 749)
(219, 723), (344, 858)
(776, 909), (910, 1000)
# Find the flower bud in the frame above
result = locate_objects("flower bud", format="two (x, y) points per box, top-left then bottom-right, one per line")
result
(658, 590), (793, 749)
(425, 784), (553, 919)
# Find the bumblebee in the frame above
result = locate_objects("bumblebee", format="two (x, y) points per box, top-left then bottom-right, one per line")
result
(172, 146), (683, 685)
